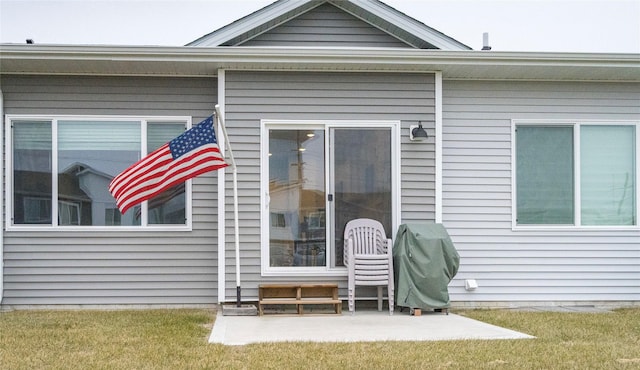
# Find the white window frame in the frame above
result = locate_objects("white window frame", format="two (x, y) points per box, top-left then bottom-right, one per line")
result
(512, 119), (640, 230)
(260, 119), (401, 276)
(5, 115), (194, 231)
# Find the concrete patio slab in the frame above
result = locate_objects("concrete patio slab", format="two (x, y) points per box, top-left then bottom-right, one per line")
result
(209, 310), (534, 346)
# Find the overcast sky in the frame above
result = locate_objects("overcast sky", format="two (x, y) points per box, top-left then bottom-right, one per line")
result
(1, 0), (639, 53)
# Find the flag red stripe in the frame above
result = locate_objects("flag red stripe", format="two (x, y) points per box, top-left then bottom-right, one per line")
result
(118, 160), (226, 214)
(110, 143), (169, 190)
(112, 153), (174, 199)
(109, 144), (172, 196)
(117, 156), (225, 212)
(115, 145), (227, 214)
(116, 146), (223, 204)
(111, 157), (174, 200)
(118, 159), (227, 213)
(117, 153), (224, 212)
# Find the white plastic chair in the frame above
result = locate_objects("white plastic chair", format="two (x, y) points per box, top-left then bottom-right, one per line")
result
(343, 218), (394, 315)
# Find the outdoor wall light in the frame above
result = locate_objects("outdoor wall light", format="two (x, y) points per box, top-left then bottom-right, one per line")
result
(409, 122), (428, 141)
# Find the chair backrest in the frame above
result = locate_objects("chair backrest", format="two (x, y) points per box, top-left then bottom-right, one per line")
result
(344, 218), (388, 258)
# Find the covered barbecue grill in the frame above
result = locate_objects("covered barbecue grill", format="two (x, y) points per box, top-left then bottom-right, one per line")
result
(393, 223), (460, 311)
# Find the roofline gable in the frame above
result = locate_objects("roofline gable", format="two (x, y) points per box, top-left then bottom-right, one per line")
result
(339, 0), (470, 50)
(187, 0), (471, 50)
(187, 0), (319, 47)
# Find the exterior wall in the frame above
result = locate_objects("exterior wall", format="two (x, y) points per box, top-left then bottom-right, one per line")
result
(239, 3), (411, 47)
(1, 75), (220, 306)
(222, 70), (435, 301)
(442, 80), (640, 304)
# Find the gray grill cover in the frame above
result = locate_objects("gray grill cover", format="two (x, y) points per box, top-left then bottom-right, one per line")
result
(393, 223), (460, 309)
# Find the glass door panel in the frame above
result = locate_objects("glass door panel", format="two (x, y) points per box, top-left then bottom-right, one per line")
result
(268, 129), (326, 267)
(331, 128), (392, 267)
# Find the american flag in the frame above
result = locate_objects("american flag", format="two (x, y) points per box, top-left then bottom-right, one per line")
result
(109, 116), (228, 214)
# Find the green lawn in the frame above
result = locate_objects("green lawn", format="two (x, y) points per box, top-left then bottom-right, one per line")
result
(1, 307), (639, 369)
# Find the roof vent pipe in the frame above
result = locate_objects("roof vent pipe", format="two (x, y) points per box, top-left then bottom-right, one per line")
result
(481, 32), (491, 50)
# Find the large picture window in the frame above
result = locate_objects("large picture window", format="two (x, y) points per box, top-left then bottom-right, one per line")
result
(8, 116), (191, 228)
(515, 122), (637, 227)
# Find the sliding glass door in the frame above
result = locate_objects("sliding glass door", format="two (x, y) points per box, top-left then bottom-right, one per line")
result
(266, 123), (394, 272)
(330, 128), (392, 267)
(268, 128), (326, 267)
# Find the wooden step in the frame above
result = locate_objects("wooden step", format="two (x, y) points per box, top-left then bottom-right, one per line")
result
(258, 283), (342, 315)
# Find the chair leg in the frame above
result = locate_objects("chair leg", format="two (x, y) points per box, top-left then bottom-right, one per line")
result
(377, 286), (383, 311)
(348, 274), (355, 314)
(388, 282), (394, 315)
(348, 287), (355, 314)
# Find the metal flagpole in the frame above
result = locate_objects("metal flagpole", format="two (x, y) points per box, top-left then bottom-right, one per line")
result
(214, 104), (242, 307)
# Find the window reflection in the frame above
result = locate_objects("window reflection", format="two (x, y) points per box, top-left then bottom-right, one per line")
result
(13, 121), (53, 224)
(57, 121), (141, 226)
(269, 129), (326, 267)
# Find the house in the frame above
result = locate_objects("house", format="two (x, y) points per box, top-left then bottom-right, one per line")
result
(0, 0), (638, 309)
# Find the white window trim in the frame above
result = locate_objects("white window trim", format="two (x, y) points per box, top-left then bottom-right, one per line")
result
(5, 114), (194, 232)
(260, 119), (401, 277)
(511, 119), (640, 231)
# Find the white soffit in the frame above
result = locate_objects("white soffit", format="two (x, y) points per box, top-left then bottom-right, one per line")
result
(0, 45), (639, 82)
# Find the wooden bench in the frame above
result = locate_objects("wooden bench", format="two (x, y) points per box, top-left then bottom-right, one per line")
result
(258, 283), (342, 316)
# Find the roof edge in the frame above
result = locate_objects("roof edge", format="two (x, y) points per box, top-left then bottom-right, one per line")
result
(2, 44), (637, 61)
(1, 45), (638, 81)
(187, 0), (310, 46)
(342, 0), (471, 50)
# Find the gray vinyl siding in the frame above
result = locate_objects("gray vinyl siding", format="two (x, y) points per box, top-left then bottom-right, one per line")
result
(238, 3), (412, 48)
(223, 71), (435, 301)
(442, 80), (640, 304)
(1, 75), (220, 306)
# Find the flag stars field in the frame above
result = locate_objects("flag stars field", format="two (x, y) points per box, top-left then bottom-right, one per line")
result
(170, 117), (217, 159)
